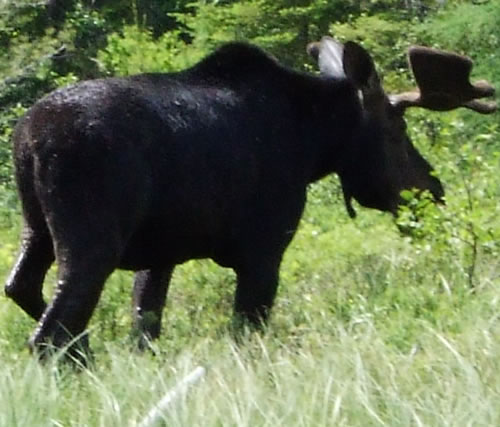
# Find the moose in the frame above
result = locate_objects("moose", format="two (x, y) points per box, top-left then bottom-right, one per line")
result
(4, 36), (496, 359)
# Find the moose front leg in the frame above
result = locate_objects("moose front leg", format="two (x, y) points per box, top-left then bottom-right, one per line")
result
(132, 267), (173, 349)
(234, 261), (280, 327)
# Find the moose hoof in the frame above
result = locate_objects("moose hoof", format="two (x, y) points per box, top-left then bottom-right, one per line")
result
(29, 332), (92, 367)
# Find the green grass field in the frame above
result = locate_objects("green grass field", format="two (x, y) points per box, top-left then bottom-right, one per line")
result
(0, 166), (498, 426)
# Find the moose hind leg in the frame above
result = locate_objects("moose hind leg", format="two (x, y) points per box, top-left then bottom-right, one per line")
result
(29, 247), (118, 361)
(132, 267), (173, 349)
(4, 225), (54, 321)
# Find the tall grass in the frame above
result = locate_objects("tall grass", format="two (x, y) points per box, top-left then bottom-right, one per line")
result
(0, 315), (498, 426)
(0, 183), (499, 426)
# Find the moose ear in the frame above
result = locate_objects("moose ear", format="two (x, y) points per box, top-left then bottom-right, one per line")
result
(308, 37), (385, 101)
(307, 37), (346, 79)
(342, 41), (379, 89)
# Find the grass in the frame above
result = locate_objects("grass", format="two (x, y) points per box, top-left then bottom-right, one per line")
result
(0, 172), (499, 426)
(0, 316), (498, 426)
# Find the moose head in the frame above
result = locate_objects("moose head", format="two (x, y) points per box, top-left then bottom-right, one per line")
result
(308, 37), (496, 218)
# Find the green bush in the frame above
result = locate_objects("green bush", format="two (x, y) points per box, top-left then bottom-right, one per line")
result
(97, 25), (192, 75)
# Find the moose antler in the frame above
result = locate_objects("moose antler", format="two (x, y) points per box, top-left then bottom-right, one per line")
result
(391, 46), (497, 113)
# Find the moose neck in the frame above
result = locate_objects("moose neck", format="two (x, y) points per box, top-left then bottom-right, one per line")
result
(296, 75), (363, 184)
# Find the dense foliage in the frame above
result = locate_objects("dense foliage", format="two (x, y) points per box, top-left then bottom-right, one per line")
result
(0, 1), (498, 425)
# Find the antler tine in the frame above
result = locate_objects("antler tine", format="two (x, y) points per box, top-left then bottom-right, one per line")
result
(392, 46), (497, 114)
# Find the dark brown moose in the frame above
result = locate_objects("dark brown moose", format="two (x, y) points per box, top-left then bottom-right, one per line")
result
(4, 37), (496, 360)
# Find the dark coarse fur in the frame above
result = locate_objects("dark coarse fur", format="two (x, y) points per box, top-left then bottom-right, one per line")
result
(5, 42), (444, 358)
